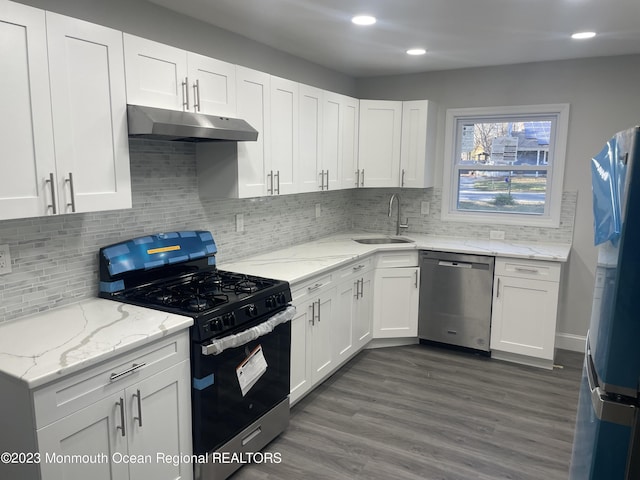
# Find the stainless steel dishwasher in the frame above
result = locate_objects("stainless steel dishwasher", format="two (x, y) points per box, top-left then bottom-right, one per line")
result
(418, 251), (495, 352)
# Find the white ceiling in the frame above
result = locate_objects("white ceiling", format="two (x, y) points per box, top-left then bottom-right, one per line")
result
(148, 0), (640, 77)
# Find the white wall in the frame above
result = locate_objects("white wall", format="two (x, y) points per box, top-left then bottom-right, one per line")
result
(356, 55), (640, 343)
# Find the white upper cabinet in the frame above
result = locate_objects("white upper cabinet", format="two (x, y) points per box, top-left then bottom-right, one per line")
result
(0, 1), (56, 220)
(358, 100), (402, 188)
(322, 92), (359, 190)
(123, 34), (236, 116)
(400, 100), (437, 188)
(47, 12), (131, 214)
(187, 52), (237, 116)
(270, 76), (298, 195)
(298, 84), (323, 193)
(0, 1), (131, 221)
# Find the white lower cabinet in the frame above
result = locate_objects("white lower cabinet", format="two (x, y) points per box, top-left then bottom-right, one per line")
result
(373, 252), (420, 338)
(1, 331), (193, 480)
(289, 258), (374, 405)
(490, 258), (562, 369)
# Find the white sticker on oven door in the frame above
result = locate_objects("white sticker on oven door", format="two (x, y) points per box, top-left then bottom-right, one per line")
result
(236, 345), (268, 397)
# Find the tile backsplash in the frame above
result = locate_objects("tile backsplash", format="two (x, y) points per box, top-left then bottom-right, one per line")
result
(0, 139), (352, 324)
(0, 139), (576, 325)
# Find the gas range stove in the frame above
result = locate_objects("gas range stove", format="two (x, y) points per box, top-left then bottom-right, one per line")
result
(98, 231), (291, 342)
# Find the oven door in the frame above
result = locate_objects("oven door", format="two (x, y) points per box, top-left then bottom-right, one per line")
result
(191, 311), (292, 455)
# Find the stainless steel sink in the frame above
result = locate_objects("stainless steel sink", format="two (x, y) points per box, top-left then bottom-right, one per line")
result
(354, 237), (414, 244)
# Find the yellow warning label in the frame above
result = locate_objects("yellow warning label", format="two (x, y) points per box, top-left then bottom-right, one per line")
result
(147, 245), (181, 255)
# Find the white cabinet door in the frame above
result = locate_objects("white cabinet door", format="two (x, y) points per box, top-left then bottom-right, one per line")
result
(353, 271), (374, 350)
(236, 66), (271, 197)
(358, 100), (402, 188)
(299, 84), (323, 193)
(37, 391), (129, 480)
(127, 360), (192, 480)
(123, 34), (188, 111)
(289, 299), (312, 405)
(373, 267), (420, 338)
(187, 53), (236, 116)
(0, 2), (56, 220)
(335, 279), (357, 364)
(490, 276), (559, 361)
(47, 13), (131, 213)
(309, 288), (336, 384)
(341, 96), (360, 189)
(400, 100), (436, 188)
(270, 76), (298, 195)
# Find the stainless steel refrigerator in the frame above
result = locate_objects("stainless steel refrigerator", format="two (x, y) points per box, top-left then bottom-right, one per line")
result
(570, 126), (640, 479)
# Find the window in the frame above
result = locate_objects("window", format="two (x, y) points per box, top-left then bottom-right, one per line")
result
(442, 104), (569, 227)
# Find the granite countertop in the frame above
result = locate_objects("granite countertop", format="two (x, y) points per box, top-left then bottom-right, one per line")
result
(0, 298), (193, 389)
(220, 232), (572, 284)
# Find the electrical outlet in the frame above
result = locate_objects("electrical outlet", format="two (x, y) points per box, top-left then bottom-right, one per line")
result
(0, 244), (12, 274)
(490, 230), (505, 240)
(315, 203), (321, 218)
(421, 201), (430, 215)
(235, 214), (244, 233)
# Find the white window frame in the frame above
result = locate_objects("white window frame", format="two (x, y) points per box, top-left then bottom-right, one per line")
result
(441, 103), (570, 228)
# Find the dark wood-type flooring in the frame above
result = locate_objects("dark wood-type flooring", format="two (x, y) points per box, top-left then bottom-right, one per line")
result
(231, 344), (583, 480)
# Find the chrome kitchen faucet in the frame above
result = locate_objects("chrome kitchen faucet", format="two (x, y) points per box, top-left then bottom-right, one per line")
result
(388, 193), (409, 236)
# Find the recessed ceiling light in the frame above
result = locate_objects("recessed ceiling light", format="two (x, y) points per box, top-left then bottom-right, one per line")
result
(571, 31), (596, 40)
(406, 48), (427, 56)
(352, 15), (376, 26)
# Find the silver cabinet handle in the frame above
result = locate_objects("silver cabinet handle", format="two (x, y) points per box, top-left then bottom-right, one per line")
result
(354, 280), (359, 299)
(182, 77), (189, 110)
(316, 299), (321, 322)
(46, 173), (57, 214)
(110, 362), (146, 382)
(65, 172), (76, 213)
(133, 389), (143, 427)
(414, 270), (418, 288)
(267, 170), (273, 194)
(310, 301), (315, 326)
(359, 278), (364, 298)
(360, 169), (365, 187)
(307, 282), (323, 292)
(496, 278), (501, 298)
(324, 170), (329, 190)
(116, 397), (126, 437)
(355, 169), (360, 187)
(515, 267), (539, 274)
(401, 168), (406, 187)
(275, 170), (280, 195)
(352, 264), (365, 272)
(193, 79), (200, 111)
(319, 171), (324, 190)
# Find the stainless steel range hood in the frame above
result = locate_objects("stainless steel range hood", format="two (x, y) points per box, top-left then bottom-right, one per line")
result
(127, 105), (258, 142)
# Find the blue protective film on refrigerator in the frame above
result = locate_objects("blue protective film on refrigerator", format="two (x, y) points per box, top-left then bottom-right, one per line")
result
(591, 132), (629, 246)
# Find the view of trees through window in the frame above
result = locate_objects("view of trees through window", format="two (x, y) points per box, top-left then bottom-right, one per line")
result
(455, 120), (551, 215)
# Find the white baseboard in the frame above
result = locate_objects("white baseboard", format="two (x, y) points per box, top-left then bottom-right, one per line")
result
(556, 332), (587, 352)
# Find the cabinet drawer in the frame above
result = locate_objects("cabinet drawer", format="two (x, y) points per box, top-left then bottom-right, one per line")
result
(495, 258), (561, 282)
(33, 331), (189, 428)
(337, 256), (373, 279)
(375, 250), (418, 268)
(291, 273), (333, 302)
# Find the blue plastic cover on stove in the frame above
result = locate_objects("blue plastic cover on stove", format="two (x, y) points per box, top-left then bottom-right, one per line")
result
(101, 231), (217, 277)
(591, 130), (631, 246)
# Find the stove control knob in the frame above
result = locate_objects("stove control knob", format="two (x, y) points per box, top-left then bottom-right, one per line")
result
(222, 313), (235, 326)
(209, 317), (223, 331)
(245, 304), (258, 317)
(265, 296), (276, 308)
(277, 293), (287, 305)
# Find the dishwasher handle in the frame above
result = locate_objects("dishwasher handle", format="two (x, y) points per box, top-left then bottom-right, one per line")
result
(437, 260), (472, 269)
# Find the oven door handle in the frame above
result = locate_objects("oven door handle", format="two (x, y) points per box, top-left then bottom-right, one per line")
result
(201, 306), (296, 356)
